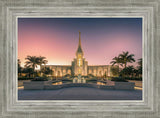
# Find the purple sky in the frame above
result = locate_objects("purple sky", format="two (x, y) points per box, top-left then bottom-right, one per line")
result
(18, 18), (142, 67)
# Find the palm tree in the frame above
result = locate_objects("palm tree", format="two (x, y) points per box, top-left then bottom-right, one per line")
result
(137, 58), (142, 77)
(36, 56), (48, 77)
(24, 55), (48, 77)
(110, 66), (119, 77)
(18, 59), (22, 77)
(119, 51), (135, 68)
(37, 56), (48, 70)
(120, 65), (134, 77)
(138, 58), (142, 67)
(110, 56), (123, 72)
(41, 67), (53, 75)
(23, 67), (34, 78)
(25, 56), (39, 77)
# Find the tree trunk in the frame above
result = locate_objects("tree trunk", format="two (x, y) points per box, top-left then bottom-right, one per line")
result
(20, 72), (22, 77)
(125, 62), (127, 68)
(118, 64), (120, 72)
(28, 73), (31, 78)
(33, 64), (35, 78)
(40, 65), (42, 77)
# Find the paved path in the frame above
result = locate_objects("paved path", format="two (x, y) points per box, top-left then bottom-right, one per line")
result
(18, 87), (142, 100)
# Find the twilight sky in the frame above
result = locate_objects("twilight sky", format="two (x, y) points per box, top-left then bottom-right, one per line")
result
(18, 18), (142, 67)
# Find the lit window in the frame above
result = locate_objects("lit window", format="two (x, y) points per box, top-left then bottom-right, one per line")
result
(78, 69), (82, 74)
(77, 59), (82, 67)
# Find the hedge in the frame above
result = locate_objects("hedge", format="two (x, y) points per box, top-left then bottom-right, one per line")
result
(123, 77), (142, 81)
(111, 77), (128, 82)
(18, 77), (34, 80)
(31, 77), (49, 81)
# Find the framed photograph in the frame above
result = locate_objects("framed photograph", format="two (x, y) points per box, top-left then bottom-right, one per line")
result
(18, 17), (143, 100)
(0, 0), (159, 118)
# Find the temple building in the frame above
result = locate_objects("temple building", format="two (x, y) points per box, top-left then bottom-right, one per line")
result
(43, 32), (113, 77)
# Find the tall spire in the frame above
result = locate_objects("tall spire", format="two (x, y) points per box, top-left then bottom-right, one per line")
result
(76, 31), (83, 54)
(79, 31), (81, 47)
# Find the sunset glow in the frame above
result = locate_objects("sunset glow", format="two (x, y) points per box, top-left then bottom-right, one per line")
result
(18, 18), (142, 67)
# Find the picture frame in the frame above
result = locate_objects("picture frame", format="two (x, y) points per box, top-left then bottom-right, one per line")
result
(0, 0), (159, 118)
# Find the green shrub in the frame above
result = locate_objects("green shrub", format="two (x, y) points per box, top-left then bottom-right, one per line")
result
(62, 80), (72, 83)
(82, 76), (88, 78)
(88, 74), (95, 77)
(71, 75), (77, 78)
(106, 76), (112, 80)
(52, 80), (62, 83)
(31, 77), (49, 81)
(64, 74), (71, 78)
(18, 77), (34, 80)
(110, 66), (119, 76)
(111, 77), (128, 82)
(86, 79), (97, 83)
(124, 77), (142, 81)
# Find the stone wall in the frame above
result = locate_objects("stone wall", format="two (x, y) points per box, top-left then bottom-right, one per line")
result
(18, 80), (31, 87)
(23, 81), (52, 90)
(115, 82), (135, 90)
(24, 81), (135, 90)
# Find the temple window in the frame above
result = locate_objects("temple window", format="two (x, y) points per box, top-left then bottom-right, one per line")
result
(78, 69), (82, 74)
(77, 58), (82, 67)
(78, 54), (82, 58)
(63, 70), (66, 73)
(68, 70), (71, 74)
(99, 71), (102, 76)
(52, 71), (54, 76)
(57, 71), (60, 76)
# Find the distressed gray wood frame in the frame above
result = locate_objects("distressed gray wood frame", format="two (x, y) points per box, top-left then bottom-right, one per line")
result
(0, 0), (159, 118)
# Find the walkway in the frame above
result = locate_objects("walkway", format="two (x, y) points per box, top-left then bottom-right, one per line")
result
(18, 87), (142, 100)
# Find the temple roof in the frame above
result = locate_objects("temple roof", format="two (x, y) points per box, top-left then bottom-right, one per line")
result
(76, 31), (83, 54)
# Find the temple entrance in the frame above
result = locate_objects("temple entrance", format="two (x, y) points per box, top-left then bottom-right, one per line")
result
(73, 74), (86, 83)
